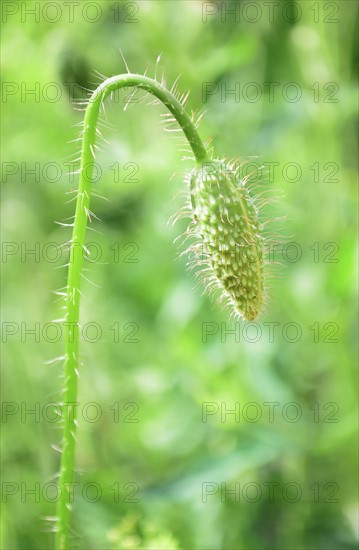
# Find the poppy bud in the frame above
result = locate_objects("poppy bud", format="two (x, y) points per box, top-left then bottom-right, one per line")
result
(188, 160), (264, 320)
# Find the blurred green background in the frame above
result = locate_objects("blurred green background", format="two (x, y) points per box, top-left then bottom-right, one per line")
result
(1, 1), (358, 548)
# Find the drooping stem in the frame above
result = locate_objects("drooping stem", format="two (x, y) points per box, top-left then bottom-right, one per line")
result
(55, 74), (209, 549)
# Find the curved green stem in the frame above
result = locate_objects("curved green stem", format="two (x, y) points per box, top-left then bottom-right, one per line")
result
(55, 74), (209, 549)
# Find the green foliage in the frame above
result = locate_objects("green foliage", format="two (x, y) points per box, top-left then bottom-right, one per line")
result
(108, 515), (179, 550)
(1, 1), (358, 549)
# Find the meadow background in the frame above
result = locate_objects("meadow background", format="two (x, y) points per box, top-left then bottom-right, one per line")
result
(1, 1), (358, 548)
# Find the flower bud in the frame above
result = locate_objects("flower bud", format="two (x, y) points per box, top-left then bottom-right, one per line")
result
(189, 160), (264, 320)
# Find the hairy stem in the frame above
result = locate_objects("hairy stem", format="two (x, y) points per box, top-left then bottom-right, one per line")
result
(55, 74), (209, 549)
